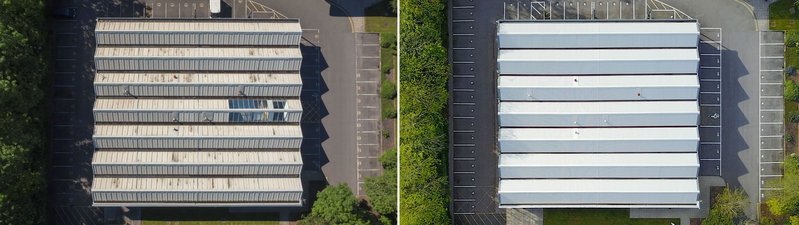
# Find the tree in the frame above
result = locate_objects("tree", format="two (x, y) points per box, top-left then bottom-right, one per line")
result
(299, 184), (368, 225)
(364, 148), (397, 217)
(0, 0), (49, 224)
(786, 80), (799, 101)
(766, 154), (799, 216)
(703, 187), (749, 225)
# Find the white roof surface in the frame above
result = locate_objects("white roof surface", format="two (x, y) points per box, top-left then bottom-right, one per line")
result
(94, 99), (302, 111)
(498, 75), (699, 88)
(94, 73), (301, 85)
(498, 101), (698, 127)
(94, 125), (302, 138)
(500, 101), (698, 114)
(500, 127), (699, 141)
(93, 177), (302, 191)
(498, 21), (699, 35)
(495, 21), (700, 208)
(93, 151), (302, 165)
(498, 49), (698, 61)
(499, 153), (699, 167)
(95, 47), (301, 58)
(96, 19), (302, 33)
(499, 179), (699, 193)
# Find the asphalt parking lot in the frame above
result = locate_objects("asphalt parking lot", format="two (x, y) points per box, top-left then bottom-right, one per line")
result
(354, 33), (383, 196)
(758, 31), (786, 200)
(49, 0), (108, 223)
(450, 0), (755, 223)
(47, 0), (364, 223)
(698, 27), (723, 177)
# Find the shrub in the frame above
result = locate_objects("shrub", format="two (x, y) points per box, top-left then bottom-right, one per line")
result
(381, 80), (397, 100)
(703, 187), (749, 225)
(381, 32), (397, 49)
(787, 134), (796, 143)
(786, 80), (799, 101)
(382, 98), (397, 119)
(787, 65), (797, 77)
(789, 111), (799, 123)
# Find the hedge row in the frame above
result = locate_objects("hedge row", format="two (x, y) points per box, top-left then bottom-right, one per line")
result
(398, 0), (451, 224)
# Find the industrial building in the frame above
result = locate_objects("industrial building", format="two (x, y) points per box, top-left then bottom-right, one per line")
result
(91, 18), (304, 207)
(496, 20), (701, 208)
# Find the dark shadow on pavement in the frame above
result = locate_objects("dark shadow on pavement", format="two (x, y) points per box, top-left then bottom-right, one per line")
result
(719, 49), (751, 189)
(300, 42), (331, 211)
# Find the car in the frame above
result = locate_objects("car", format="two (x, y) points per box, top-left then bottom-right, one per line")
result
(52, 7), (76, 19)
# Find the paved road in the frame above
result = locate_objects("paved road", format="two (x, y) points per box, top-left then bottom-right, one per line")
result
(258, 0), (361, 195)
(448, 1), (506, 224)
(663, 0), (762, 218)
(48, 0), (116, 224)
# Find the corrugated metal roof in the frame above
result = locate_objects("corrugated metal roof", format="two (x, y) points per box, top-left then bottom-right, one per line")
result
(500, 153), (698, 167)
(499, 179), (699, 193)
(498, 75), (699, 88)
(499, 101), (698, 114)
(94, 73), (301, 84)
(498, 49), (698, 61)
(93, 99), (302, 111)
(95, 47), (301, 58)
(92, 177), (302, 191)
(92, 151), (302, 165)
(94, 125), (302, 137)
(498, 21), (699, 35)
(499, 127), (699, 141)
(96, 19), (302, 33)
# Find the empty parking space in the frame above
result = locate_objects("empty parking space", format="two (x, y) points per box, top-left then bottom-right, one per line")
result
(697, 27), (723, 176)
(355, 33), (383, 196)
(759, 31), (786, 201)
(504, 1), (683, 20)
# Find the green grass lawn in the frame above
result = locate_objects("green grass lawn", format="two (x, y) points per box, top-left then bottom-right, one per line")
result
(140, 208), (279, 225)
(544, 209), (679, 225)
(771, 0), (799, 154)
(769, 0), (799, 30)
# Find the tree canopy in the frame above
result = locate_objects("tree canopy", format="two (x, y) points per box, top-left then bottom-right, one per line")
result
(0, 0), (49, 224)
(365, 148), (397, 217)
(300, 184), (369, 225)
(398, 0), (451, 224)
(704, 187), (749, 225)
(767, 154), (799, 216)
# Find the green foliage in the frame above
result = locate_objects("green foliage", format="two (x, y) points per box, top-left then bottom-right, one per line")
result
(791, 215), (799, 225)
(300, 184), (369, 225)
(0, 0), (48, 224)
(399, 0), (451, 223)
(767, 154), (799, 216)
(364, 149), (397, 223)
(379, 147), (397, 170)
(790, 111), (799, 123)
(543, 209), (679, 225)
(381, 79), (397, 100)
(787, 80), (799, 101)
(381, 32), (397, 49)
(382, 97), (397, 119)
(788, 134), (796, 143)
(364, 166), (396, 216)
(703, 187), (749, 225)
